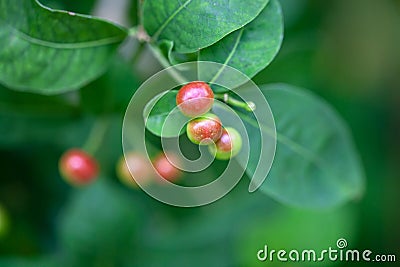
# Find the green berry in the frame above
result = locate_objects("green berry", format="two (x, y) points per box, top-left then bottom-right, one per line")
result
(209, 127), (242, 160)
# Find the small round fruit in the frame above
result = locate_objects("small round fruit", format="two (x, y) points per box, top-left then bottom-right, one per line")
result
(116, 152), (152, 188)
(176, 81), (214, 117)
(153, 152), (182, 182)
(59, 149), (99, 186)
(116, 153), (153, 188)
(209, 127), (242, 160)
(187, 113), (222, 145)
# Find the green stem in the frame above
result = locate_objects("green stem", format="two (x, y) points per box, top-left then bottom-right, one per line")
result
(130, 40), (145, 66)
(215, 93), (256, 112)
(148, 44), (187, 84)
(128, 26), (138, 37)
(82, 118), (110, 155)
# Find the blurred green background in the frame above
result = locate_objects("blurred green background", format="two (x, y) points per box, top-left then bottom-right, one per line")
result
(0, 0), (399, 266)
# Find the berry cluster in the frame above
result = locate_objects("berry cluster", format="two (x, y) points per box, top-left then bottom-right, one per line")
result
(117, 152), (182, 188)
(58, 81), (243, 189)
(59, 148), (181, 188)
(176, 81), (243, 160)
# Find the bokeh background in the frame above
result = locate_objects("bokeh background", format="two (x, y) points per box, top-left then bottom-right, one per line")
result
(0, 0), (399, 266)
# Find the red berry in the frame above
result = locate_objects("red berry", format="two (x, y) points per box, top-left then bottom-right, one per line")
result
(153, 152), (182, 182)
(116, 153), (153, 188)
(59, 149), (99, 186)
(187, 113), (222, 145)
(209, 127), (242, 160)
(176, 81), (214, 117)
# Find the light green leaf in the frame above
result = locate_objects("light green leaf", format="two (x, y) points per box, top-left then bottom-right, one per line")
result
(0, 0), (127, 94)
(143, 0), (269, 53)
(143, 90), (187, 137)
(240, 84), (365, 208)
(235, 205), (358, 266)
(199, 0), (283, 79)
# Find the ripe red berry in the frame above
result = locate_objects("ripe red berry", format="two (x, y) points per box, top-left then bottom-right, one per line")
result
(176, 81), (214, 117)
(59, 149), (99, 186)
(209, 127), (242, 160)
(186, 113), (223, 145)
(153, 152), (182, 182)
(116, 153), (153, 188)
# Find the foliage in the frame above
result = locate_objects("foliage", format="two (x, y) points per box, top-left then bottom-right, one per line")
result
(0, 0), (376, 266)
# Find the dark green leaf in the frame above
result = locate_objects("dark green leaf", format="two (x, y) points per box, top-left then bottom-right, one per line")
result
(58, 180), (142, 263)
(80, 56), (141, 114)
(0, 0), (127, 94)
(199, 0), (283, 79)
(39, 0), (97, 14)
(0, 85), (92, 148)
(240, 84), (365, 208)
(0, 257), (59, 267)
(143, 91), (188, 137)
(143, 0), (269, 53)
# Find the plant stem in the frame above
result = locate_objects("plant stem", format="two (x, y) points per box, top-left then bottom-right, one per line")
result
(82, 118), (110, 155)
(148, 44), (187, 84)
(215, 93), (256, 112)
(130, 40), (145, 66)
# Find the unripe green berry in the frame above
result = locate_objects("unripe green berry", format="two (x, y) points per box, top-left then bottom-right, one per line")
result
(209, 127), (242, 160)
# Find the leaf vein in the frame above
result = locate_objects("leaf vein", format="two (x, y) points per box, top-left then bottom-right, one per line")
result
(152, 0), (193, 40)
(8, 26), (124, 49)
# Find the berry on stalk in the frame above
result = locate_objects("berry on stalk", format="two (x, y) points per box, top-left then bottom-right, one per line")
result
(176, 81), (214, 117)
(209, 127), (242, 160)
(186, 113), (222, 145)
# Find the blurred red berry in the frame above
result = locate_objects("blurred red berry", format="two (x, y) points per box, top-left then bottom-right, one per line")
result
(59, 149), (99, 186)
(153, 152), (182, 182)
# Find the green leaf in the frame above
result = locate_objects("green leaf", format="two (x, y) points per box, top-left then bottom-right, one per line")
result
(0, 0), (127, 94)
(0, 85), (92, 148)
(143, 91), (188, 137)
(199, 0), (283, 79)
(80, 56), (141, 114)
(134, 179), (279, 267)
(235, 205), (358, 266)
(240, 84), (364, 208)
(158, 40), (197, 65)
(0, 257), (59, 267)
(39, 0), (97, 14)
(58, 180), (142, 263)
(143, 0), (270, 53)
